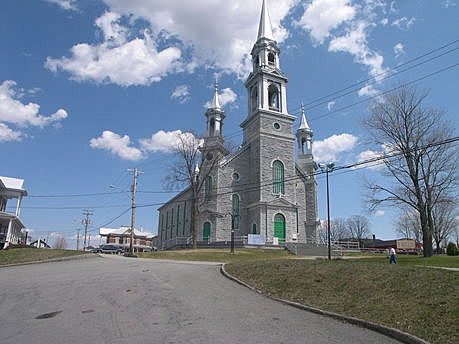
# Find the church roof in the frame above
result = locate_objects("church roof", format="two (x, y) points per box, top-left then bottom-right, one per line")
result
(257, 0), (274, 41)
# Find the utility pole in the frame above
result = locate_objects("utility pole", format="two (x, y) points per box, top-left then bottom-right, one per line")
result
(82, 210), (93, 251)
(127, 168), (143, 256)
(76, 228), (81, 250)
(319, 163), (335, 261)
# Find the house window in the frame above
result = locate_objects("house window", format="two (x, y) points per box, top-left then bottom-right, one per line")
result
(272, 160), (285, 195)
(252, 223), (257, 234)
(268, 84), (280, 111)
(232, 194), (240, 230)
(205, 176), (212, 201)
(176, 205), (180, 236)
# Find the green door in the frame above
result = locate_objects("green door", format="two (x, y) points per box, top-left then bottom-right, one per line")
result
(203, 222), (211, 241)
(274, 214), (285, 243)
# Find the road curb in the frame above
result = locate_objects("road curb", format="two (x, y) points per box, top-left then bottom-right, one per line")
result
(0, 253), (99, 268)
(220, 264), (430, 344)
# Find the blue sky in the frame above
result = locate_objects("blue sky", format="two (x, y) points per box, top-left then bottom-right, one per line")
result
(1, 0), (458, 248)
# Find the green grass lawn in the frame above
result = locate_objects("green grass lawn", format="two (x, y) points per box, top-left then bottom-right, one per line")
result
(226, 259), (459, 344)
(0, 247), (88, 265)
(138, 248), (291, 263)
(342, 253), (459, 268)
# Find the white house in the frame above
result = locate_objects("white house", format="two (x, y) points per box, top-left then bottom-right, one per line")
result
(99, 226), (154, 252)
(0, 176), (27, 249)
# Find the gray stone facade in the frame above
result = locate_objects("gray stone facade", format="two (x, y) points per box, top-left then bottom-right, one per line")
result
(157, 1), (318, 249)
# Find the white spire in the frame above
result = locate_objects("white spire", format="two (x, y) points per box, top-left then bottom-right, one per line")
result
(209, 79), (221, 110)
(299, 102), (311, 130)
(257, 0), (274, 41)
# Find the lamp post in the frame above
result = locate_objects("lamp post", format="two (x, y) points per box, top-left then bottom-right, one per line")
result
(319, 162), (335, 261)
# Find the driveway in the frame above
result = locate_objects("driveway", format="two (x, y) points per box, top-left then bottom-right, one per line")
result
(0, 255), (402, 344)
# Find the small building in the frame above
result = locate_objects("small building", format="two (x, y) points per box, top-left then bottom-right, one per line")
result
(99, 226), (154, 252)
(0, 176), (27, 249)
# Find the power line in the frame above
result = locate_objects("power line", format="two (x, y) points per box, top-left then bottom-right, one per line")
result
(27, 191), (129, 198)
(134, 136), (459, 209)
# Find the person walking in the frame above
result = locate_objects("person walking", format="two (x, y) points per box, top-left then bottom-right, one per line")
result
(389, 247), (397, 264)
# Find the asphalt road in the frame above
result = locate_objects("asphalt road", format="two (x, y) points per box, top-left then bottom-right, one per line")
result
(0, 256), (402, 344)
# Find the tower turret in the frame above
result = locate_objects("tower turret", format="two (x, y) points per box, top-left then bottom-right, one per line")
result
(201, 81), (228, 160)
(296, 103), (314, 158)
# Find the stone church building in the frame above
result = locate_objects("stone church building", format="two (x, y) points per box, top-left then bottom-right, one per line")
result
(157, 0), (318, 249)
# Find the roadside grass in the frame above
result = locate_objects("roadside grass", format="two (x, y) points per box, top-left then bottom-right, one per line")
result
(225, 259), (459, 344)
(0, 247), (87, 265)
(138, 248), (291, 263)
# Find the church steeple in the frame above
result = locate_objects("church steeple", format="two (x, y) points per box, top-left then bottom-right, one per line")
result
(202, 80), (228, 159)
(296, 103), (314, 158)
(257, 0), (274, 41)
(209, 81), (221, 110)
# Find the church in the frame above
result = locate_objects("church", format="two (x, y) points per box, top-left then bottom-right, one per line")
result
(157, 0), (318, 249)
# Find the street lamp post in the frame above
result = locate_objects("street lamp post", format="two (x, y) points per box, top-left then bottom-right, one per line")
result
(319, 162), (335, 261)
(230, 215), (235, 254)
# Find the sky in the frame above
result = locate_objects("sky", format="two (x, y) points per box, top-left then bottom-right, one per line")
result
(1, 0), (458, 248)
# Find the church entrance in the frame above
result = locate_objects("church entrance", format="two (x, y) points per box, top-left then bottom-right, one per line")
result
(273, 213), (285, 243)
(203, 222), (211, 241)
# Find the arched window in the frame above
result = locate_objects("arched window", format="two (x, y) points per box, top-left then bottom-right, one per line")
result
(252, 223), (257, 234)
(268, 52), (275, 66)
(272, 160), (285, 195)
(268, 84), (280, 111)
(209, 118), (215, 136)
(250, 85), (258, 112)
(203, 222), (211, 241)
(232, 194), (240, 230)
(205, 176), (212, 201)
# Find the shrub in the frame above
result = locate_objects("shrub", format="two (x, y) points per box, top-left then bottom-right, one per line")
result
(446, 242), (459, 256)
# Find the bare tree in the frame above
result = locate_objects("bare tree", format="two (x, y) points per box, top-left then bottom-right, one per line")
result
(362, 85), (458, 257)
(165, 132), (221, 248)
(318, 218), (349, 244)
(432, 201), (458, 252)
(346, 215), (371, 241)
(52, 237), (67, 249)
(394, 209), (422, 242)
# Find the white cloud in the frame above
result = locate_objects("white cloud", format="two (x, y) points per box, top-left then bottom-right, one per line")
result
(46, 0), (78, 11)
(329, 22), (388, 79)
(356, 149), (384, 170)
(313, 133), (358, 162)
(90, 130), (144, 161)
(380, 18), (388, 25)
(171, 85), (190, 103)
(374, 210), (385, 216)
(296, 0), (356, 44)
(391, 17), (416, 30)
(0, 80), (68, 141)
(393, 43), (405, 58)
(98, 0), (297, 78)
(443, 0), (457, 8)
(46, 12), (182, 86)
(0, 123), (22, 142)
(140, 130), (199, 153)
(327, 101), (335, 111)
(358, 84), (378, 97)
(204, 88), (238, 108)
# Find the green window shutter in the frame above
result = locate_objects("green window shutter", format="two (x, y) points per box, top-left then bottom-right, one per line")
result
(232, 194), (240, 229)
(272, 160), (285, 194)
